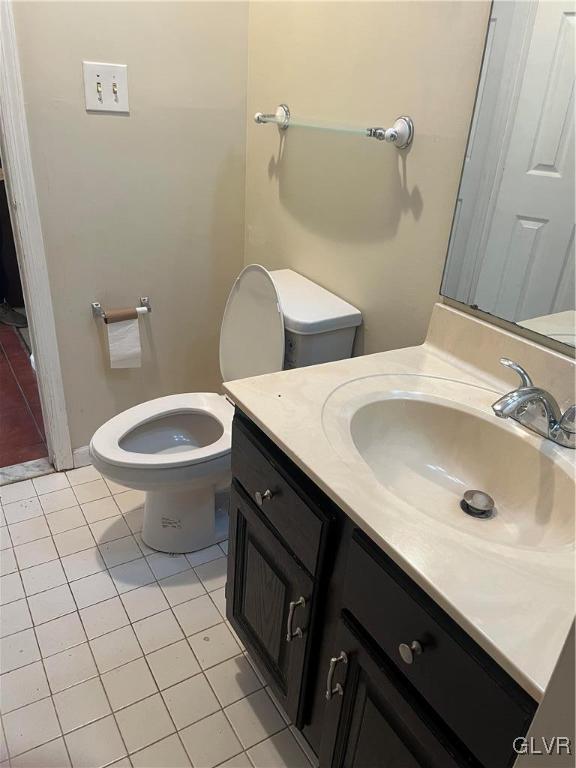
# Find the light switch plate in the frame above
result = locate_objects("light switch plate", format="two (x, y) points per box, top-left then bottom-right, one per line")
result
(82, 61), (129, 113)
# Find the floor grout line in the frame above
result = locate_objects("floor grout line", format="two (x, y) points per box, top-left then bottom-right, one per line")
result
(45, 525), (132, 768)
(2, 484), (111, 762)
(2, 627), (304, 765)
(2, 559), (217, 665)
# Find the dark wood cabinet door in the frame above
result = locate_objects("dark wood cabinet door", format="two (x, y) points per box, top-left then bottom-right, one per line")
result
(227, 481), (314, 725)
(320, 617), (467, 768)
(342, 533), (535, 768)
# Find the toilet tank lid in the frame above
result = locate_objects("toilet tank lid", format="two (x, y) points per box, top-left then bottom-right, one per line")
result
(270, 269), (362, 335)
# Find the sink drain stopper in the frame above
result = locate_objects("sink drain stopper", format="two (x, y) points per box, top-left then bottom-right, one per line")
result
(460, 490), (495, 519)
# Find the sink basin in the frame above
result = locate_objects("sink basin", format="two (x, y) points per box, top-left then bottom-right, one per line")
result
(322, 375), (575, 551)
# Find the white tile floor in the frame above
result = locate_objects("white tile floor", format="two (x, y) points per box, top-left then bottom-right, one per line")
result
(0, 469), (315, 768)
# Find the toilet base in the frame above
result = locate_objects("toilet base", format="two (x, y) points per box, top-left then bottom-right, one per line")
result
(142, 486), (229, 554)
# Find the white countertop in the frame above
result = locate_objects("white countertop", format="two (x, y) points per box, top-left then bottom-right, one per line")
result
(224, 304), (575, 702)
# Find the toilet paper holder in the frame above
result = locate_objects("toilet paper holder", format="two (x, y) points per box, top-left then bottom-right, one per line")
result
(91, 297), (152, 324)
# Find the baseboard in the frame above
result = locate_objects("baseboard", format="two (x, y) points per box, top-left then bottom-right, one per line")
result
(72, 446), (91, 468)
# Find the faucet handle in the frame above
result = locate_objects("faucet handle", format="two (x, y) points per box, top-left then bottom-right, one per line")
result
(499, 358), (534, 388)
(559, 405), (576, 435)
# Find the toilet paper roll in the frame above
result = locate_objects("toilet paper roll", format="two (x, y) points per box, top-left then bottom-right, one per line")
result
(107, 318), (141, 368)
(104, 308), (139, 323)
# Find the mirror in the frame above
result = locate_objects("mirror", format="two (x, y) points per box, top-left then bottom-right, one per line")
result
(441, 0), (575, 349)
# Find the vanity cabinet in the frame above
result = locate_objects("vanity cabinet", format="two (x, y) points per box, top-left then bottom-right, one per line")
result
(227, 410), (537, 767)
(226, 413), (339, 726)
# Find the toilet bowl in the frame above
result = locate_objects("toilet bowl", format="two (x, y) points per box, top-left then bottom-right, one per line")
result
(90, 265), (362, 554)
(91, 393), (233, 553)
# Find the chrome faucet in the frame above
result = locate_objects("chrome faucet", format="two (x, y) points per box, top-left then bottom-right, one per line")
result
(492, 358), (575, 448)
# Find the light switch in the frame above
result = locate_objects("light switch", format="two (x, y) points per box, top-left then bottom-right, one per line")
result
(82, 61), (129, 113)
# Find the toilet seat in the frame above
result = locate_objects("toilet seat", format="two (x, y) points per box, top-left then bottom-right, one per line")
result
(219, 264), (285, 381)
(90, 393), (233, 470)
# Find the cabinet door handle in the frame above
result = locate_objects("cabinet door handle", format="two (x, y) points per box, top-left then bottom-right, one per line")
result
(398, 640), (423, 665)
(325, 651), (348, 700)
(254, 489), (274, 507)
(286, 596), (306, 641)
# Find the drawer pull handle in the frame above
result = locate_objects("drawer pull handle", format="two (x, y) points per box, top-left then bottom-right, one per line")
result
(254, 489), (274, 507)
(325, 651), (348, 700)
(286, 596), (306, 642)
(399, 640), (423, 665)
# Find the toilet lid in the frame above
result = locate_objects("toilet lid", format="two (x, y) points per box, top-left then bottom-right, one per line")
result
(219, 264), (285, 382)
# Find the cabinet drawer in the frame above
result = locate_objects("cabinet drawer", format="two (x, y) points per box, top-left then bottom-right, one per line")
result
(232, 415), (327, 576)
(343, 532), (536, 768)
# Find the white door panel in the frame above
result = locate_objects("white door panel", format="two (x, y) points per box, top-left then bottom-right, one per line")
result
(444, 0), (575, 333)
(472, 1), (575, 322)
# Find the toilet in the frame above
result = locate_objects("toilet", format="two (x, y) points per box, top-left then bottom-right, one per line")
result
(90, 265), (362, 553)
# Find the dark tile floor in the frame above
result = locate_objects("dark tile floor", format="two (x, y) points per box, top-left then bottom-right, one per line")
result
(0, 323), (47, 467)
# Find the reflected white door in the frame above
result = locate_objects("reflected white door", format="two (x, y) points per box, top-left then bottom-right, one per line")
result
(473, 0), (575, 321)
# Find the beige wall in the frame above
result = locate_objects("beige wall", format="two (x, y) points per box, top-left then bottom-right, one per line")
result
(13, 1), (248, 449)
(13, 1), (489, 450)
(244, 1), (490, 355)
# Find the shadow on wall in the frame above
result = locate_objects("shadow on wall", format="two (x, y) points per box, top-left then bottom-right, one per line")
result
(268, 127), (422, 243)
(206, 144), (248, 376)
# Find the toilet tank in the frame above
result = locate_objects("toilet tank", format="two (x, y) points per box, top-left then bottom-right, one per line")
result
(269, 270), (362, 369)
